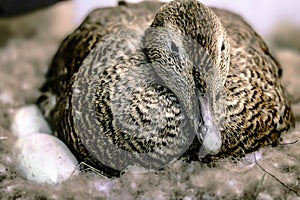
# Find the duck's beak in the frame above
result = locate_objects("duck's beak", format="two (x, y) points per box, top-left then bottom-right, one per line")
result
(197, 94), (222, 157)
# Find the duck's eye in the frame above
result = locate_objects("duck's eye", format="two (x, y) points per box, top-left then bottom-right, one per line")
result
(118, 0), (127, 6)
(171, 41), (179, 53)
(221, 42), (225, 51)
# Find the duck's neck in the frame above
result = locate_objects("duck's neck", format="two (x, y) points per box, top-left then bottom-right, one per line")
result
(142, 0), (226, 156)
(142, 25), (201, 147)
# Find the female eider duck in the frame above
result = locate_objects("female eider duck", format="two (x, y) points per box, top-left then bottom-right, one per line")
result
(37, 0), (294, 177)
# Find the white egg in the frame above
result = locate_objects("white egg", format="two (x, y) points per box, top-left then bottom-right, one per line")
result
(11, 105), (52, 137)
(13, 133), (78, 184)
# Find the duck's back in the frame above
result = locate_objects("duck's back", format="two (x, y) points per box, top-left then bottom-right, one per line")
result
(40, 1), (163, 99)
(211, 8), (294, 157)
(37, 1), (165, 176)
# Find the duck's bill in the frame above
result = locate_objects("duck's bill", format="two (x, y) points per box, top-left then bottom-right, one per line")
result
(197, 95), (222, 157)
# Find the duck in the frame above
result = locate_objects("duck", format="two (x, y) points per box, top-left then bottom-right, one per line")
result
(37, 0), (294, 177)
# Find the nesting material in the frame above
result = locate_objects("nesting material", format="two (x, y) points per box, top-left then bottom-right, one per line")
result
(0, 0), (300, 199)
(13, 133), (78, 184)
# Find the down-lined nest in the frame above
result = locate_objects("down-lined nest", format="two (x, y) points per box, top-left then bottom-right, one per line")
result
(0, 2), (299, 199)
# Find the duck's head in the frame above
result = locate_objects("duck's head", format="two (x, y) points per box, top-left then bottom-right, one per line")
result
(143, 0), (230, 157)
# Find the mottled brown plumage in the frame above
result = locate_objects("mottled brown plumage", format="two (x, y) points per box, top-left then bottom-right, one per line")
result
(210, 8), (294, 159)
(37, 0), (294, 176)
